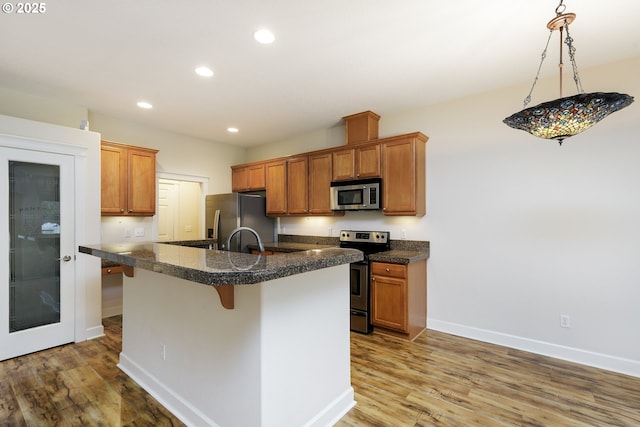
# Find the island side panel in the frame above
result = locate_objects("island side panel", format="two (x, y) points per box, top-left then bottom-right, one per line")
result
(117, 265), (354, 427)
(260, 264), (355, 427)
(119, 269), (262, 427)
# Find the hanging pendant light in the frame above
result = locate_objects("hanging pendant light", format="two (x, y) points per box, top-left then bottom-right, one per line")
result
(503, 1), (634, 145)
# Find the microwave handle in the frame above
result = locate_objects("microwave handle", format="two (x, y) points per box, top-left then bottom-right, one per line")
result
(363, 185), (369, 207)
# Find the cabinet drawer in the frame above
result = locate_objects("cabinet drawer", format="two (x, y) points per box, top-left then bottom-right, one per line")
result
(371, 262), (406, 278)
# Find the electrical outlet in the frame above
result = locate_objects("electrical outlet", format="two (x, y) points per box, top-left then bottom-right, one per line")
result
(184, 225), (192, 232)
(134, 227), (145, 237)
(560, 314), (571, 328)
(124, 228), (132, 238)
(401, 229), (407, 240)
(328, 228), (332, 237)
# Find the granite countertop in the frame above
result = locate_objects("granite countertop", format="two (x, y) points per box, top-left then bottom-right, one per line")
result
(368, 250), (428, 264)
(248, 241), (336, 253)
(80, 242), (363, 286)
(255, 236), (430, 265)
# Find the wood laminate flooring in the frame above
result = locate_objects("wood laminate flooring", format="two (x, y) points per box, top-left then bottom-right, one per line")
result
(1, 317), (639, 426)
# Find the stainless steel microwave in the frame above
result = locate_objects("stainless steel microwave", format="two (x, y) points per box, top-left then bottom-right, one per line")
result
(330, 178), (381, 211)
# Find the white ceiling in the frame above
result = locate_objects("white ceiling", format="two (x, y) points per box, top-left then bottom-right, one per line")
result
(1, 0), (638, 147)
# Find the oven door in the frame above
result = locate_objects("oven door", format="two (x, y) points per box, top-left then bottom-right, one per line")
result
(350, 262), (371, 333)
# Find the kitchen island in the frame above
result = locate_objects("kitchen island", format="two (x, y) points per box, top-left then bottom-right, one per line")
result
(79, 242), (363, 427)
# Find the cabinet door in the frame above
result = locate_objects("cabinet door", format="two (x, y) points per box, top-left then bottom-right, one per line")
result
(308, 152), (333, 215)
(231, 166), (248, 192)
(127, 148), (157, 215)
(371, 273), (408, 333)
(355, 143), (380, 178)
(381, 137), (423, 215)
(265, 160), (287, 215)
(331, 149), (355, 181)
(247, 163), (266, 190)
(287, 157), (308, 214)
(101, 144), (127, 214)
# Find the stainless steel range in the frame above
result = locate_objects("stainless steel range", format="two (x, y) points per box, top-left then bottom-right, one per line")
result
(339, 230), (390, 333)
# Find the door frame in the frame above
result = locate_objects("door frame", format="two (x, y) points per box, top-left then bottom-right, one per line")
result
(0, 148), (76, 359)
(0, 119), (102, 344)
(155, 172), (209, 241)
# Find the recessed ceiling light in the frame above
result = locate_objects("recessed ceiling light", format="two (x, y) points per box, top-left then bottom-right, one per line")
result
(195, 66), (214, 77)
(253, 29), (275, 44)
(137, 101), (153, 109)
(227, 127), (239, 133)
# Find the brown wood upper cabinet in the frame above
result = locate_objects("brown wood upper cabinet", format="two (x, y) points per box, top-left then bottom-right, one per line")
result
(231, 162), (266, 192)
(265, 156), (309, 216)
(101, 141), (158, 216)
(308, 152), (334, 215)
(264, 152), (340, 217)
(265, 160), (287, 215)
(381, 133), (427, 216)
(332, 143), (380, 181)
(287, 156), (309, 215)
(233, 131), (427, 217)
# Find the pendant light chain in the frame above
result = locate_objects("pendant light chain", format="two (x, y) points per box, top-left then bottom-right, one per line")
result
(523, 30), (554, 108)
(564, 25), (584, 94)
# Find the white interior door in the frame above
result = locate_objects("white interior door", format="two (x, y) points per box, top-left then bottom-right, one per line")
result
(158, 179), (179, 241)
(157, 178), (203, 241)
(0, 147), (75, 361)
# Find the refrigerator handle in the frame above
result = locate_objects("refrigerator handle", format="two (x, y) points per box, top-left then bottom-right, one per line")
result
(213, 209), (220, 241)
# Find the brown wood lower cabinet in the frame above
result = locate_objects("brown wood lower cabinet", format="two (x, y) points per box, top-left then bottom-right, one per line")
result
(371, 259), (426, 341)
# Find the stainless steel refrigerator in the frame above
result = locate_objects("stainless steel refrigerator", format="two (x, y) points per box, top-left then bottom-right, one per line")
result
(205, 193), (276, 252)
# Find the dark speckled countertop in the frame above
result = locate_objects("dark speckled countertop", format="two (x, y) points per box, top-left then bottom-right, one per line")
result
(254, 234), (430, 265)
(81, 242), (363, 286)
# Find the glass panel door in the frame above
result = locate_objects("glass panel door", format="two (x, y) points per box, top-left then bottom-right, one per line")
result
(9, 161), (62, 332)
(1, 148), (75, 361)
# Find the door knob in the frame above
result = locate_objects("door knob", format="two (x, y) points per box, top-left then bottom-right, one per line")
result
(57, 255), (72, 262)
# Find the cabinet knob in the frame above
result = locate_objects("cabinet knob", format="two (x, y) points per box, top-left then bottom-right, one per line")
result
(120, 208), (125, 213)
(385, 268), (390, 272)
(107, 268), (112, 273)
(129, 209), (133, 213)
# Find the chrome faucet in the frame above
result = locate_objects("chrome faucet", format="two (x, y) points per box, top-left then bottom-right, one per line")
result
(226, 226), (265, 253)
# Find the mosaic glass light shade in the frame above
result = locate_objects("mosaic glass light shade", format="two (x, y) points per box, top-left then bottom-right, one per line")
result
(504, 92), (634, 145)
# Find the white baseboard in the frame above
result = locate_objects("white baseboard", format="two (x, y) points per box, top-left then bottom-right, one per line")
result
(83, 325), (104, 341)
(304, 387), (355, 427)
(118, 352), (217, 427)
(119, 352), (355, 427)
(428, 319), (640, 378)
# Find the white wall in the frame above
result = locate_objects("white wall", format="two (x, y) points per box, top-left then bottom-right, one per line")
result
(249, 56), (640, 376)
(0, 87), (88, 129)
